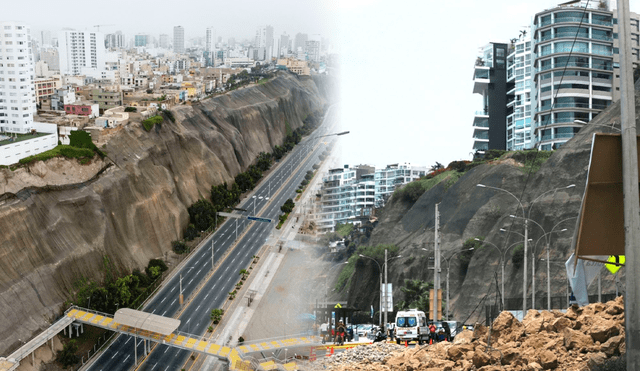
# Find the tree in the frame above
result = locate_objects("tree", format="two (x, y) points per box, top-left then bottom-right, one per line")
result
(210, 308), (224, 324)
(281, 198), (295, 214)
(257, 152), (273, 171)
(512, 244), (524, 268)
(56, 340), (79, 368)
(398, 279), (431, 313)
(239, 269), (249, 280)
(172, 240), (188, 254)
(187, 199), (217, 232)
(235, 172), (254, 192)
(429, 162), (444, 173)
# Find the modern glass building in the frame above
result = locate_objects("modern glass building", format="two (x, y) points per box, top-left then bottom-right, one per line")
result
(374, 163), (427, 208)
(506, 32), (533, 150)
(531, 1), (640, 150)
(472, 42), (509, 155)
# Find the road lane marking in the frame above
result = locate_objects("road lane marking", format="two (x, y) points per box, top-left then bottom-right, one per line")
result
(111, 351), (119, 359)
(123, 354), (130, 364)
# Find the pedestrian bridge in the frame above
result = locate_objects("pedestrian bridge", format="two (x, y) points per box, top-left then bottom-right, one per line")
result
(1, 306), (331, 370)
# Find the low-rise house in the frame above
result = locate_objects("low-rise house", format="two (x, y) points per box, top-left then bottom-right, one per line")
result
(90, 88), (123, 113)
(50, 86), (77, 111)
(64, 101), (99, 118)
(95, 107), (129, 128)
(277, 58), (310, 76)
(34, 76), (62, 105)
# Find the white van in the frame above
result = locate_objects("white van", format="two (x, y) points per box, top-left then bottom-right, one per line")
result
(394, 308), (430, 344)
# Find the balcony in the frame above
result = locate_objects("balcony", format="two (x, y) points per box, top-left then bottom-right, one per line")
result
(473, 66), (490, 94)
(473, 116), (489, 129)
(473, 131), (489, 140)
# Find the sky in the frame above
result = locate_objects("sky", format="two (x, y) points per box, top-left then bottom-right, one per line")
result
(4, 0), (640, 169)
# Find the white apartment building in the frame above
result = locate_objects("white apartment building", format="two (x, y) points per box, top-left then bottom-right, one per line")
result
(173, 26), (184, 54)
(254, 25), (274, 61)
(506, 31), (533, 150)
(0, 22), (57, 164)
(374, 162), (427, 207)
(317, 165), (376, 233)
(58, 30), (106, 76)
(0, 21), (37, 133)
(159, 34), (169, 49)
(305, 35), (321, 63)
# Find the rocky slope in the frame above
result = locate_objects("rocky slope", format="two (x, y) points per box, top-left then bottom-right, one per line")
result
(345, 82), (631, 324)
(316, 297), (627, 371)
(0, 72), (333, 355)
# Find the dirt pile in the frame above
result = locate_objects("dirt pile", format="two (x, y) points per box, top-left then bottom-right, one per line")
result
(318, 297), (625, 371)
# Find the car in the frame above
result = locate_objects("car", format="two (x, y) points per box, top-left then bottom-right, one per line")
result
(356, 324), (374, 337)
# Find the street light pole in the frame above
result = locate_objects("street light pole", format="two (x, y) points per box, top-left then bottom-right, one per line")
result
(442, 248), (474, 320)
(477, 183), (575, 314)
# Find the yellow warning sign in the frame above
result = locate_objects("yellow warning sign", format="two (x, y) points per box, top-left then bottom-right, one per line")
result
(334, 303), (342, 309)
(606, 255), (625, 274)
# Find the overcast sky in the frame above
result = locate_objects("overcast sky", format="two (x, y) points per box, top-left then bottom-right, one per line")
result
(4, 0), (640, 169)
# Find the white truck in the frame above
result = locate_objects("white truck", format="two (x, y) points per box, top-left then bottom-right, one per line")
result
(394, 308), (430, 345)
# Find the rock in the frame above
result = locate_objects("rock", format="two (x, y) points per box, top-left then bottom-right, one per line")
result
(501, 348), (521, 365)
(525, 317), (545, 335)
(472, 350), (491, 368)
(563, 327), (594, 351)
(588, 320), (620, 343)
(453, 329), (473, 344)
(538, 349), (558, 369)
(550, 317), (572, 332)
(447, 344), (473, 362)
(473, 324), (488, 340)
(528, 362), (544, 371)
(587, 352), (607, 368)
(600, 335), (624, 357)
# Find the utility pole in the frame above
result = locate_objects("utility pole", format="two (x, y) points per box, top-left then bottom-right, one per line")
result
(523, 218), (528, 314)
(384, 248), (388, 332)
(617, 1), (640, 369)
(433, 203), (441, 321)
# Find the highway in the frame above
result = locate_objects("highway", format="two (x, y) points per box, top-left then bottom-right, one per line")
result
(86, 107), (339, 371)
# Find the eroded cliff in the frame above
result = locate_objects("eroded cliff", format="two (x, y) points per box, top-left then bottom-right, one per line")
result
(0, 72), (331, 354)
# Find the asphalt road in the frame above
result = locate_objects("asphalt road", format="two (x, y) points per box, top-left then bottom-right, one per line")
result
(86, 107), (339, 371)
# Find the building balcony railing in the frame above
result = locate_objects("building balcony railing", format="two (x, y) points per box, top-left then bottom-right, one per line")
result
(474, 110), (489, 116)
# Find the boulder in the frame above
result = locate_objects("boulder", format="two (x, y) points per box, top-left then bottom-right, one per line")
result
(527, 362), (544, 371)
(550, 317), (572, 332)
(500, 348), (521, 365)
(525, 316), (545, 335)
(447, 344), (474, 362)
(537, 349), (558, 369)
(472, 350), (492, 368)
(587, 352), (607, 368)
(453, 329), (474, 344)
(600, 335), (624, 357)
(588, 320), (620, 343)
(563, 327), (594, 351)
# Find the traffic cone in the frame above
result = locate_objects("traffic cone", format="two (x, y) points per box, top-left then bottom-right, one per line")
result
(330, 347), (334, 355)
(429, 338), (432, 345)
(405, 341), (408, 347)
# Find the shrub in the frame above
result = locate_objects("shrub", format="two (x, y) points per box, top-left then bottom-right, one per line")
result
(124, 107), (137, 112)
(511, 245), (524, 268)
(56, 340), (79, 368)
(142, 116), (163, 131)
(172, 240), (188, 254)
(211, 308), (224, 323)
(145, 259), (168, 279)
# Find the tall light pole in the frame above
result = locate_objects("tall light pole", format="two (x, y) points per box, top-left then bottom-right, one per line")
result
(359, 251), (401, 331)
(441, 248), (474, 320)
(477, 183), (575, 313)
(252, 195), (264, 215)
(532, 229), (566, 309)
(475, 238), (528, 308)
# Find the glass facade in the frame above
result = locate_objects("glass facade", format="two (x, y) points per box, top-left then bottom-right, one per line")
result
(506, 34), (533, 150)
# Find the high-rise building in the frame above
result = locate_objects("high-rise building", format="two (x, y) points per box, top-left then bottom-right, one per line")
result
(0, 22), (36, 134)
(105, 31), (124, 49)
(58, 30), (106, 76)
(279, 33), (290, 56)
(40, 48), (59, 71)
(255, 25), (274, 61)
(531, 0), (640, 150)
(471, 42), (509, 154)
(173, 26), (184, 54)
(305, 35), (321, 62)
(506, 31), (533, 150)
(294, 33), (308, 52)
(134, 34), (149, 47)
(205, 27), (214, 67)
(159, 34), (169, 49)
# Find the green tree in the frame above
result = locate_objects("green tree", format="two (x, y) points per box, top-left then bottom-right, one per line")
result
(211, 308), (224, 323)
(512, 244), (524, 268)
(239, 269), (249, 280)
(235, 172), (254, 192)
(281, 198), (295, 213)
(56, 340), (79, 368)
(397, 279), (432, 313)
(172, 240), (188, 254)
(257, 152), (273, 171)
(188, 199), (217, 232)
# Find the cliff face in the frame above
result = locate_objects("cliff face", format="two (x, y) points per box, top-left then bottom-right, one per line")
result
(0, 73), (330, 354)
(346, 88), (628, 324)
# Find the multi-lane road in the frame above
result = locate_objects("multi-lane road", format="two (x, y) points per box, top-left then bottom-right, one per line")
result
(86, 107), (339, 371)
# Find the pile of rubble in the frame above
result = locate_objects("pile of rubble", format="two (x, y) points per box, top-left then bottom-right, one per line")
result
(314, 296), (626, 370)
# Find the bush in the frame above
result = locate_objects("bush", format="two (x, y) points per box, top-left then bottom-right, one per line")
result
(145, 259), (168, 280)
(511, 245), (524, 268)
(124, 107), (137, 112)
(211, 308), (224, 323)
(59, 146), (94, 159)
(142, 116), (163, 131)
(172, 240), (188, 254)
(281, 198), (295, 213)
(56, 340), (79, 368)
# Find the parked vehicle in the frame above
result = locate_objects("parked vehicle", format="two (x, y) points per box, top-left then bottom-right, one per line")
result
(394, 308), (430, 345)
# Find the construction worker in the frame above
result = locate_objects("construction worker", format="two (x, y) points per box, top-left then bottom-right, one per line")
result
(428, 322), (437, 344)
(334, 321), (346, 345)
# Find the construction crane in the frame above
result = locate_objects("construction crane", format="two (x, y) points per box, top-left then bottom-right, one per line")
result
(93, 24), (115, 32)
